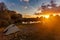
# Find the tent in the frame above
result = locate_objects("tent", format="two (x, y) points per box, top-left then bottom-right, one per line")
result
(3, 24), (20, 35)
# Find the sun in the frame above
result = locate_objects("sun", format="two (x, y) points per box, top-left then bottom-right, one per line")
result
(44, 15), (50, 18)
(53, 14), (56, 16)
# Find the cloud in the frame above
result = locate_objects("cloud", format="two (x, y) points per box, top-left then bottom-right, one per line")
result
(24, 6), (28, 9)
(22, 6), (28, 9)
(0, 0), (4, 2)
(20, 0), (23, 2)
(19, 0), (29, 3)
(7, 3), (15, 6)
(11, 3), (15, 6)
(24, 0), (29, 2)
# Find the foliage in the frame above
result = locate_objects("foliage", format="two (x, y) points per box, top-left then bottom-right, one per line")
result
(0, 2), (22, 28)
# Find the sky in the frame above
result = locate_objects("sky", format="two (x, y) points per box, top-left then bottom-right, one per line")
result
(0, 0), (60, 15)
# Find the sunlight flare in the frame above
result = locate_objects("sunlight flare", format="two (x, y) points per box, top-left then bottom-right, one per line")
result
(44, 15), (50, 19)
(53, 14), (56, 16)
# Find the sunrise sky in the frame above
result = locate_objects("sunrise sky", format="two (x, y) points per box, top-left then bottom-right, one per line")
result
(0, 0), (60, 15)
